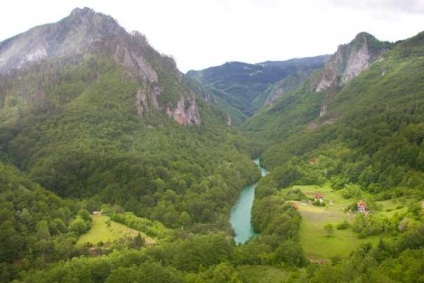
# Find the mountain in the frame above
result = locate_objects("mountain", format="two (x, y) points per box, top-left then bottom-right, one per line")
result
(0, 7), (260, 231)
(244, 31), (424, 197)
(0, 7), (200, 126)
(186, 55), (329, 125)
(1, 7), (424, 282)
(310, 32), (392, 92)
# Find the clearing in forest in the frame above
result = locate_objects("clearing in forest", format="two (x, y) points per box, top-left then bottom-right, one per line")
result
(77, 214), (156, 246)
(290, 184), (405, 260)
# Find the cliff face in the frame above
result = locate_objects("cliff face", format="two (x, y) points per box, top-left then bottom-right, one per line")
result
(0, 7), (200, 125)
(166, 96), (201, 126)
(311, 33), (392, 92)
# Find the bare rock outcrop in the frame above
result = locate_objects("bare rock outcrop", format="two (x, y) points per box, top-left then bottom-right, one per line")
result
(311, 32), (390, 92)
(166, 95), (201, 126)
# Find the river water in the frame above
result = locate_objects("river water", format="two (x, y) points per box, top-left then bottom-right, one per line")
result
(230, 158), (267, 244)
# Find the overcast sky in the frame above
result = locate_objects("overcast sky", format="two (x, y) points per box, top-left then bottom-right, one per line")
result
(1, 0), (423, 72)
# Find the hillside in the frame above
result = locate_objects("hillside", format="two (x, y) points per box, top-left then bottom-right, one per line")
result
(242, 31), (424, 282)
(0, 7), (262, 232)
(1, 7), (424, 283)
(187, 55), (329, 125)
(243, 32), (424, 198)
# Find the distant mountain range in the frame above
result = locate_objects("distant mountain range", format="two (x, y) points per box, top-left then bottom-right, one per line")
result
(187, 55), (330, 125)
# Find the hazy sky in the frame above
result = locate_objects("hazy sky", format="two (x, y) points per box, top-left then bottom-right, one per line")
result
(1, 0), (423, 72)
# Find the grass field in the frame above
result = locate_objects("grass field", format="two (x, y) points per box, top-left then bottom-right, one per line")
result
(77, 214), (156, 246)
(297, 203), (379, 260)
(290, 184), (405, 260)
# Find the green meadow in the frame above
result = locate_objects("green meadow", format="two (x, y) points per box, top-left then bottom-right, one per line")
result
(289, 184), (407, 260)
(77, 214), (156, 246)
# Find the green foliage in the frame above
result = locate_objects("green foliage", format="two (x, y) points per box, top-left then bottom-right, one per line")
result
(105, 262), (182, 283)
(0, 55), (260, 231)
(109, 211), (171, 239)
(188, 57), (328, 124)
(170, 233), (234, 272)
(341, 184), (363, 199)
(0, 161), (83, 282)
(323, 223), (334, 237)
(279, 188), (307, 201)
(287, 231), (424, 283)
(244, 32), (424, 199)
(336, 220), (350, 230)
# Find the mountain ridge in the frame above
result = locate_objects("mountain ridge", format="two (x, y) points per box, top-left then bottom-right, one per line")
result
(243, 30), (424, 197)
(0, 7), (201, 126)
(187, 55), (329, 124)
(310, 32), (393, 93)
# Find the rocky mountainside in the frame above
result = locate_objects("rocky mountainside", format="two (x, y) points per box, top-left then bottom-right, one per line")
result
(0, 7), (200, 125)
(187, 55), (329, 125)
(0, 8), (266, 281)
(310, 32), (392, 92)
(0, 7), (259, 229)
(244, 31), (424, 195)
(309, 32), (393, 117)
(0, 8), (125, 72)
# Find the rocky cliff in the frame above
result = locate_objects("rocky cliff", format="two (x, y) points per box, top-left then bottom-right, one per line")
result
(0, 7), (200, 125)
(310, 32), (392, 92)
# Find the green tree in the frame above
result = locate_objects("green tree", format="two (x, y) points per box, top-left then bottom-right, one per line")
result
(323, 223), (334, 237)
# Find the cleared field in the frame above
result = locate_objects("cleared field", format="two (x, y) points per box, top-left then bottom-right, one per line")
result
(77, 214), (155, 246)
(291, 184), (403, 260)
(297, 203), (379, 259)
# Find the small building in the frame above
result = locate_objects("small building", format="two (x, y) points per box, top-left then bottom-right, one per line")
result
(357, 202), (367, 213)
(308, 158), (317, 165)
(314, 193), (323, 203)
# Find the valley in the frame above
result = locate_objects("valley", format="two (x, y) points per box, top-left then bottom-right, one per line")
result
(0, 7), (423, 283)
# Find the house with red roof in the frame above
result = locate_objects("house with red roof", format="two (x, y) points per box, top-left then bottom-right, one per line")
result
(357, 201), (367, 213)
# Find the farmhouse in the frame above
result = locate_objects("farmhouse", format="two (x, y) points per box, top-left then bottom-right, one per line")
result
(357, 202), (367, 213)
(314, 193), (324, 203)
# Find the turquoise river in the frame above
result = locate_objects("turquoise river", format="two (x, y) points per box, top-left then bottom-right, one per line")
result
(230, 158), (268, 244)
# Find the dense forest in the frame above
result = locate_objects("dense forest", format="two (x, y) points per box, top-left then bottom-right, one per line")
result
(0, 8), (424, 282)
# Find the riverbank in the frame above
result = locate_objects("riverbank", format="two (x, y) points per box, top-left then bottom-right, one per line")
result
(230, 158), (267, 244)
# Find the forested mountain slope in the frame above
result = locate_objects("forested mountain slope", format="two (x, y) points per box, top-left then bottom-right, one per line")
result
(187, 55), (329, 125)
(2, 6), (424, 283)
(0, 7), (260, 231)
(244, 31), (424, 197)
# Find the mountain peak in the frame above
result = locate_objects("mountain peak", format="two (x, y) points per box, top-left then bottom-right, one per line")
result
(0, 7), (125, 73)
(65, 7), (120, 31)
(0, 7), (201, 126)
(69, 7), (95, 18)
(354, 32), (376, 41)
(310, 32), (392, 92)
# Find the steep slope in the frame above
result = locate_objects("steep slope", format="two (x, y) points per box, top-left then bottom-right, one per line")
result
(0, 161), (81, 266)
(0, 7), (260, 231)
(310, 32), (392, 92)
(244, 31), (424, 197)
(187, 55), (329, 125)
(0, 7), (200, 126)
